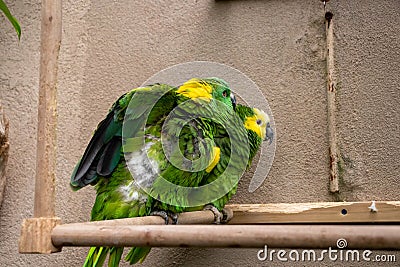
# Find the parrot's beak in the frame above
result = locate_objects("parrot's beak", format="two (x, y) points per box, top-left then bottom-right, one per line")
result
(265, 122), (274, 144)
(230, 93), (237, 111)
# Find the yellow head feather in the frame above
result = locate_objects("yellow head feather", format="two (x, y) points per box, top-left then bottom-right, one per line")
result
(176, 78), (213, 100)
(244, 108), (269, 139)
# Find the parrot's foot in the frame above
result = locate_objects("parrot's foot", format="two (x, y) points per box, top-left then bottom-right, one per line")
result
(169, 213), (179, 225)
(150, 211), (169, 225)
(203, 204), (222, 224)
(150, 211), (179, 225)
(220, 208), (233, 224)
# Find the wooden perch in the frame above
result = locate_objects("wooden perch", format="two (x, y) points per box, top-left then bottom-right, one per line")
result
(52, 224), (400, 250)
(51, 201), (400, 250)
(20, 201), (400, 253)
(63, 209), (221, 227)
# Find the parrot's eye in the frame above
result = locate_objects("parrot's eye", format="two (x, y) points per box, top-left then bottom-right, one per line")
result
(256, 119), (262, 125)
(222, 90), (228, 98)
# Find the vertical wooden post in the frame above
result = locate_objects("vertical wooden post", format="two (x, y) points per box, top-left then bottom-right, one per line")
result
(34, 0), (62, 219)
(325, 11), (339, 193)
(19, 0), (62, 254)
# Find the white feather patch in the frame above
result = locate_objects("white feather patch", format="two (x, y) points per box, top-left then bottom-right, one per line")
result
(126, 141), (160, 190)
(119, 181), (147, 202)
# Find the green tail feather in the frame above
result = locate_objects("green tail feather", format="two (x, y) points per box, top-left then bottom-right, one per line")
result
(108, 247), (124, 267)
(83, 247), (96, 267)
(84, 246), (148, 266)
(83, 247), (109, 267)
(125, 247), (151, 264)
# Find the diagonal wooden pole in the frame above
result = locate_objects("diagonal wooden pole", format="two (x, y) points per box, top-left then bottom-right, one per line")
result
(19, 0), (62, 254)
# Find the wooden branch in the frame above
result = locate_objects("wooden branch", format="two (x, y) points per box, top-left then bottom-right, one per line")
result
(34, 0), (62, 218)
(0, 104), (9, 206)
(52, 224), (400, 250)
(227, 201), (400, 224)
(64, 209), (219, 227)
(325, 11), (339, 193)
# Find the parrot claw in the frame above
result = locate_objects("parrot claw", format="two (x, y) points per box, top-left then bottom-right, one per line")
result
(203, 204), (222, 224)
(220, 208), (233, 224)
(150, 211), (169, 225)
(169, 213), (179, 225)
(150, 211), (179, 224)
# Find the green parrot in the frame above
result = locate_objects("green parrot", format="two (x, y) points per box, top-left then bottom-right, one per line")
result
(71, 77), (234, 189)
(71, 77), (273, 266)
(198, 104), (273, 212)
(148, 103), (273, 215)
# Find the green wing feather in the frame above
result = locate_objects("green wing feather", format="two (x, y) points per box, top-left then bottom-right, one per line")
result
(70, 94), (127, 189)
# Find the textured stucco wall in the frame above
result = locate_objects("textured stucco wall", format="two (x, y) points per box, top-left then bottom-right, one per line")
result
(0, 0), (399, 266)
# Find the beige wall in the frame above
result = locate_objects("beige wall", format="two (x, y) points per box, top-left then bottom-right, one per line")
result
(1, 0), (399, 266)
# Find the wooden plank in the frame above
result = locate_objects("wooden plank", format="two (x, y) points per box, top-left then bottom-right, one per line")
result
(52, 224), (400, 250)
(61, 201), (400, 226)
(19, 217), (62, 254)
(226, 201), (400, 224)
(33, 0), (62, 218)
